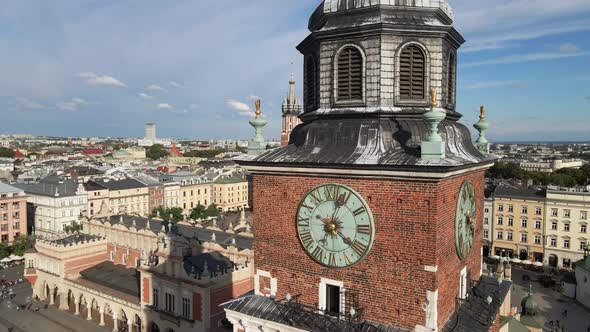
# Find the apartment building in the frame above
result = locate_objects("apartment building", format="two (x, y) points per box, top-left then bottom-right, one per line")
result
(492, 183), (545, 262)
(212, 173), (248, 212)
(90, 178), (149, 217)
(0, 182), (27, 242)
(483, 190), (493, 257)
(14, 176), (87, 236)
(163, 182), (181, 210)
(544, 189), (590, 268)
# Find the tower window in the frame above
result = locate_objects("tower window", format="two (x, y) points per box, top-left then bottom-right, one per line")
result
(447, 53), (456, 105)
(399, 45), (426, 100)
(336, 46), (363, 102)
(305, 57), (317, 110)
(325, 284), (341, 316)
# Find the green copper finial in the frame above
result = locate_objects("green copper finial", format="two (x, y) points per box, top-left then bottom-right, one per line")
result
(473, 105), (490, 153)
(248, 99), (268, 155)
(421, 88), (446, 160)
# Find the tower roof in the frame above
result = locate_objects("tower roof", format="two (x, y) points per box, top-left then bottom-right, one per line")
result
(322, 0), (453, 19)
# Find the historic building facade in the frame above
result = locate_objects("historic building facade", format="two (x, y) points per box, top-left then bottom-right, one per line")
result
(25, 214), (254, 332)
(544, 189), (590, 268)
(212, 174), (249, 212)
(225, 1), (510, 332)
(0, 182), (27, 242)
(492, 183), (545, 262)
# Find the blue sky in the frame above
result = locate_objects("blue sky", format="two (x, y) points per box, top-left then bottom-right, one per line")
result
(1, 0), (589, 142)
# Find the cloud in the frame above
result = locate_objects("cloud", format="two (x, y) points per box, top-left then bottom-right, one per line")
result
(168, 81), (183, 88)
(14, 97), (45, 110)
(75, 72), (126, 87)
(461, 21), (590, 53)
(558, 43), (580, 53)
(169, 109), (188, 114)
(464, 80), (528, 89)
(462, 51), (589, 68)
(57, 97), (88, 111)
(138, 92), (153, 99)
(146, 84), (165, 91)
(227, 99), (255, 117)
(247, 95), (260, 101)
(156, 103), (173, 110)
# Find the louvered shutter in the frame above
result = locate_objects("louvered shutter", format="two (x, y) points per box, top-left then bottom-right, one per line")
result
(399, 46), (425, 100)
(337, 47), (363, 101)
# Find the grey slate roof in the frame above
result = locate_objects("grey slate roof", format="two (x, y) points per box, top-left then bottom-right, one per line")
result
(442, 276), (513, 332)
(13, 177), (82, 197)
(241, 118), (493, 170)
(79, 261), (140, 298)
(222, 294), (408, 332)
(91, 178), (147, 191)
(494, 182), (545, 200)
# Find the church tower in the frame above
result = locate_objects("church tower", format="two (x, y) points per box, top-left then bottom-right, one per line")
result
(226, 1), (510, 331)
(281, 75), (302, 146)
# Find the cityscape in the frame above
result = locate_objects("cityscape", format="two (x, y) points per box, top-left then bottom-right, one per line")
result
(1, 1), (590, 332)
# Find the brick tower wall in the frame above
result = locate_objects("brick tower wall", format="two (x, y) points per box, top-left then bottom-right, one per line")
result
(250, 169), (485, 330)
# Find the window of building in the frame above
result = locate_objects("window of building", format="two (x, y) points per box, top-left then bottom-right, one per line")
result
(521, 219), (528, 228)
(535, 220), (541, 229)
(165, 293), (175, 313)
(534, 235), (541, 245)
(0, 224), (7, 232)
(484, 217), (489, 225)
(325, 284), (341, 316)
(535, 207), (542, 216)
(497, 217), (503, 225)
(483, 230), (489, 239)
(508, 205), (514, 213)
(12, 203), (19, 209)
(564, 223), (570, 232)
(336, 46), (363, 102)
(182, 297), (191, 319)
(550, 238), (557, 247)
(563, 239), (570, 249)
(564, 210), (571, 218)
(507, 232), (513, 241)
(520, 233), (528, 243)
(581, 211), (588, 220)
(507, 217), (513, 226)
(581, 241), (588, 251)
(399, 45), (426, 100)
(484, 208), (489, 214)
(498, 204), (504, 212)
(551, 209), (558, 217)
(153, 288), (159, 307)
(582, 224), (587, 233)
(447, 53), (455, 105)
(521, 206), (528, 214)
(551, 222), (558, 230)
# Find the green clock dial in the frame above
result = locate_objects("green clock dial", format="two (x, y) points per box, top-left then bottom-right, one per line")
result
(455, 181), (476, 260)
(296, 184), (375, 268)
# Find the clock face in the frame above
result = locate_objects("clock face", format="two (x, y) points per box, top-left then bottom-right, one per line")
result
(296, 184), (375, 268)
(455, 181), (476, 260)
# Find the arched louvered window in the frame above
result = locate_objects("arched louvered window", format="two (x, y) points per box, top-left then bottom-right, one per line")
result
(399, 45), (426, 100)
(336, 46), (363, 102)
(447, 53), (456, 105)
(305, 57), (317, 110)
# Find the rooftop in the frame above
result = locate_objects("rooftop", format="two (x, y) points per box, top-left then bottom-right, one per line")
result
(78, 261), (140, 299)
(494, 182), (545, 200)
(90, 178), (147, 191)
(214, 173), (246, 184)
(12, 176), (83, 197)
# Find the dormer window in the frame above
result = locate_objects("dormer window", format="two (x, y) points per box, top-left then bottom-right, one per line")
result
(399, 45), (426, 100)
(335, 45), (364, 103)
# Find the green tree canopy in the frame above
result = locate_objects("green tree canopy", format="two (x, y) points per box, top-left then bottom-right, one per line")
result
(152, 206), (184, 222)
(190, 204), (219, 219)
(183, 149), (226, 159)
(487, 161), (590, 186)
(146, 144), (169, 160)
(64, 222), (82, 234)
(0, 147), (15, 158)
(0, 243), (9, 259)
(11, 236), (28, 256)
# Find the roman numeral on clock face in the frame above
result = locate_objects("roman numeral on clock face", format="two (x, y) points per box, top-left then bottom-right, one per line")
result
(300, 231), (314, 249)
(357, 224), (371, 235)
(309, 190), (323, 204)
(353, 206), (366, 216)
(311, 246), (324, 261)
(350, 240), (368, 256)
(325, 185), (340, 200)
(298, 217), (310, 227)
(328, 253), (336, 267)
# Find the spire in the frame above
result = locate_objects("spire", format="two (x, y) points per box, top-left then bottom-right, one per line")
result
(288, 73), (296, 105)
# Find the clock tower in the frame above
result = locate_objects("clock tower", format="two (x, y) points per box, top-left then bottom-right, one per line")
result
(224, 1), (510, 332)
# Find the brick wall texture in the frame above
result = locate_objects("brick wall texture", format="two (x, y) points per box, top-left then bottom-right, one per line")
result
(251, 170), (484, 330)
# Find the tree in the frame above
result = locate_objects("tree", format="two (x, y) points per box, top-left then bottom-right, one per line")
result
(64, 222), (82, 234)
(206, 204), (220, 217)
(0, 148), (15, 158)
(190, 204), (207, 220)
(183, 149), (226, 159)
(153, 207), (184, 222)
(0, 243), (8, 259)
(11, 236), (28, 256)
(146, 144), (169, 160)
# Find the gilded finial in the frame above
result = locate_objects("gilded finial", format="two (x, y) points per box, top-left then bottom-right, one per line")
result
(430, 88), (438, 108)
(479, 105), (486, 120)
(255, 99), (261, 117)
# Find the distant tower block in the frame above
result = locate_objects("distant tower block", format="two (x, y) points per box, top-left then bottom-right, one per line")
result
(281, 74), (302, 146)
(145, 122), (156, 141)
